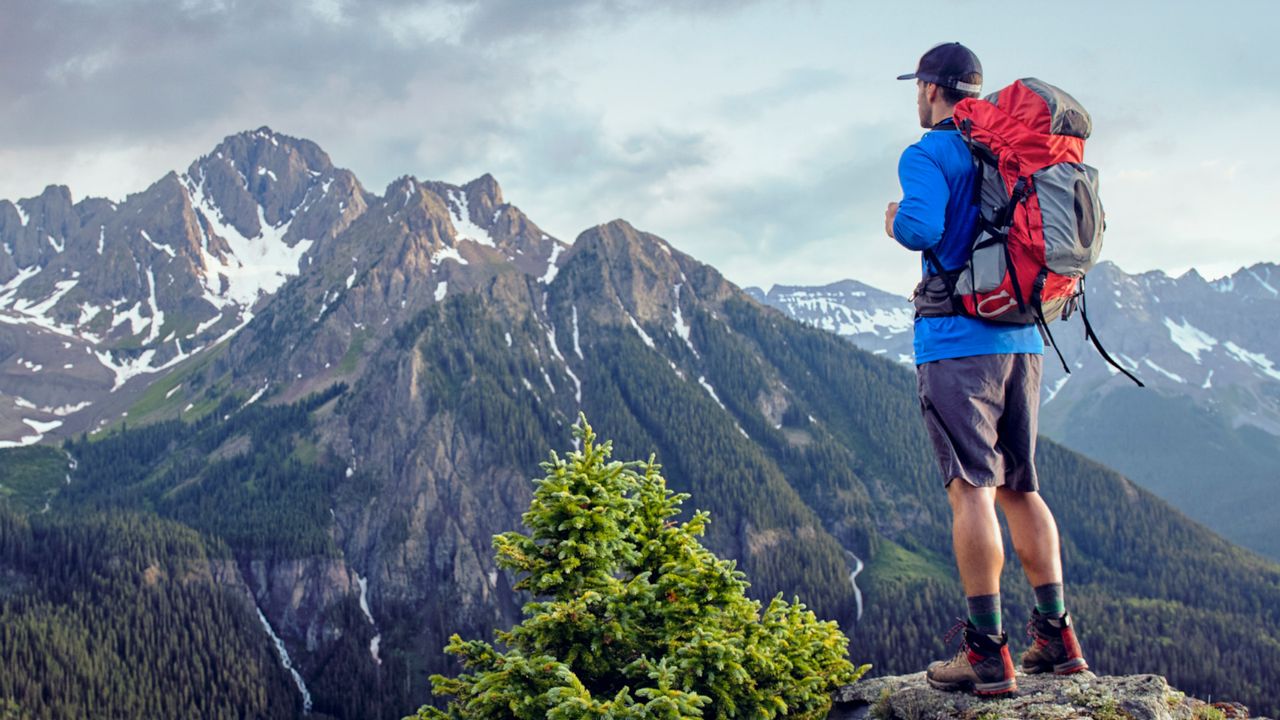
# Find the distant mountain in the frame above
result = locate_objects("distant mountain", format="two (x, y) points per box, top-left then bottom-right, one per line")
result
(744, 280), (915, 364)
(2, 130), (1279, 719)
(749, 261), (1280, 560)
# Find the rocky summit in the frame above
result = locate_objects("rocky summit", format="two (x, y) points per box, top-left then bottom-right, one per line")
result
(829, 671), (1271, 720)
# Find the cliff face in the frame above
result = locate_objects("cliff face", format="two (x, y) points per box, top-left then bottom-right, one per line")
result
(830, 672), (1270, 720)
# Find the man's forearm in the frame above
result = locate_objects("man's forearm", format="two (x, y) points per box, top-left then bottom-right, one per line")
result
(892, 201), (943, 251)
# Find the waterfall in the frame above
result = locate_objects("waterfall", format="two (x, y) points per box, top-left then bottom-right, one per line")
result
(254, 606), (312, 714)
(846, 550), (865, 621)
(356, 574), (382, 665)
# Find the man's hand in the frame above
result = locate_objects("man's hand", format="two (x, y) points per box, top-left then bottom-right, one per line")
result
(884, 201), (899, 239)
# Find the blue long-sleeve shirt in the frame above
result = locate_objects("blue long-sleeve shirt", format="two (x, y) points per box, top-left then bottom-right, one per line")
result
(893, 120), (1043, 364)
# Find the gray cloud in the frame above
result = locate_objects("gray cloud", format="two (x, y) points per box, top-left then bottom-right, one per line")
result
(479, 108), (716, 241)
(0, 0), (757, 152)
(657, 121), (915, 291)
(715, 67), (847, 120)
(0, 2), (478, 146)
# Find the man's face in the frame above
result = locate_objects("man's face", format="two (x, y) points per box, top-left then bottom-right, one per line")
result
(916, 80), (932, 129)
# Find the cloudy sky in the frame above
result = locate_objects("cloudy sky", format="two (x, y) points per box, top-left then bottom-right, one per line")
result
(1, 0), (1276, 294)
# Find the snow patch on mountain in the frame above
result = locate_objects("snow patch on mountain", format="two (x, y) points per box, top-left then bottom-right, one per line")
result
(1248, 267), (1278, 296)
(672, 284), (697, 356)
(571, 305), (583, 359)
(0, 433), (42, 449)
(545, 325), (581, 404)
(446, 188), (495, 247)
(11, 278), (78, 323)
(186, 172), (313, 307)
(1163, 317), (1217, 362)
(245, 382), (269, 407)
(629, 315), (656, 349)
(432, 246), (468, 266)
(0, 266), (40, 304)
(1143, 358), (1186, 384)
(112, 301), (148, 336)
(142, 270), (164, 343)
(0, 417), (65, 448)
(698, 375), (725, 410)
(539, 244), (564, 284)
(1044, 375), (1070, 404)
(1224, 341), (1280, 381)
(141, 230), (175, 258)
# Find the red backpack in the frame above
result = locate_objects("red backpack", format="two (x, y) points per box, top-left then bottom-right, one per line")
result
(912, 77), (1142, 385)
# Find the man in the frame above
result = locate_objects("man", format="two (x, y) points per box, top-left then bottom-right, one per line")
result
(885, 42), (1089, 696)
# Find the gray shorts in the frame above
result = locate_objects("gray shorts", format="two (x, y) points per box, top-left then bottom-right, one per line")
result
(916, 353), (1042, 491)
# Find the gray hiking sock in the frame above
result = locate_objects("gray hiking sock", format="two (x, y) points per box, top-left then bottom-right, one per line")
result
(1034, 582), (1066, 618)
(967, 594), (1002, 637)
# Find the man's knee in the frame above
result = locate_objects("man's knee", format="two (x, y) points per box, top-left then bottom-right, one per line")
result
(947, 477), (995, 512)
(997, 486), (1049, 513)
(995, 486), (1028, 506)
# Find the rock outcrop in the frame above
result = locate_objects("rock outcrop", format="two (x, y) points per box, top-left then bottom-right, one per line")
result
(829, 671), (1271, 720)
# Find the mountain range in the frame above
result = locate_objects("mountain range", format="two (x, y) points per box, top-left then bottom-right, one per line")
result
(2, 129), (1278, 719)
(747, 261), (1280, 560)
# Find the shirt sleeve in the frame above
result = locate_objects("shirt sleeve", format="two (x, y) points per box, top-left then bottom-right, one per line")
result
(892, 143), (948, 252)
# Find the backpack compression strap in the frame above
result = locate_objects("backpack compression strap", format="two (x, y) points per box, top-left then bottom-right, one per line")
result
(1078, 278), (1144, 387)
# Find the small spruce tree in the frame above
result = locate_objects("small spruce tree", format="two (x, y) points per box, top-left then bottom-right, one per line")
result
(414, 416), (867, 719)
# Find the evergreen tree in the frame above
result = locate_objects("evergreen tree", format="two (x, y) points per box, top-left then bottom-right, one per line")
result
(415, 416), (866, 719)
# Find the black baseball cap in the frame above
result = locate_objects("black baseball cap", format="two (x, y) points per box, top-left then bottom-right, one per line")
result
(897, 42), (983, 94)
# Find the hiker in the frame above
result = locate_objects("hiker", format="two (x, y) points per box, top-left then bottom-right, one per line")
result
(884, 42), (1089, 696)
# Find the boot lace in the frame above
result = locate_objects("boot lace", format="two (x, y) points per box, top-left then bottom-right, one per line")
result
(942, 618), (970, 647)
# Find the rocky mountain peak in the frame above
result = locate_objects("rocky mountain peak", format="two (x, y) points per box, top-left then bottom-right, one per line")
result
(405, 175), (565, 281)
(557, 219), (735, 328)
(1213, 262), (1280, 300)
(572, 219), (680, 266)
(208, 126), (335, 177)
(1178, 267), (1207, 283)
(463, 172), (503, 212)
(184, 127), (343, 242)
(0, 185), (80, 274)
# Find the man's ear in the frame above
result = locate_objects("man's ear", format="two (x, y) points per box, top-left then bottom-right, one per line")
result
(924, 82), (939, 103)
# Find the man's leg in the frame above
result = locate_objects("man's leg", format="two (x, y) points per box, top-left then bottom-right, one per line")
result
(948, 480), (1004, 633)
(995, 352), (1089, 675)
(995, 488), (1061, 588)
(928, 478), (1017, 694)
(920, 356), (1018, 694)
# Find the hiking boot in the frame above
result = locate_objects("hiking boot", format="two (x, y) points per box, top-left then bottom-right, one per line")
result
(926, 621), (1018, 695)
(1021, 609), (1089, 675)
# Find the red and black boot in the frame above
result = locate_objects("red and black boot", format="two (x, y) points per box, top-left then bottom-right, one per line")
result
(926, 621), (1018, 696)
(1021, 609), (1089, 675)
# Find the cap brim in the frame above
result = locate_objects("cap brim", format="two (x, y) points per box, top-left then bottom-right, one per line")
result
(896, 73), (917, 81)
